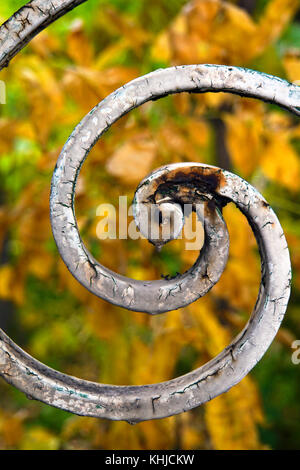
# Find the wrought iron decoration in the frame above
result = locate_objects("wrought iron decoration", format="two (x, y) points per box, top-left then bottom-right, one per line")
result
(0, 0), (299, 423)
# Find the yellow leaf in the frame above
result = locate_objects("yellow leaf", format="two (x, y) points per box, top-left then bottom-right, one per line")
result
(95, 40), (129, 70)
(30, 31), (60, 59)
(283, 52), (300, 84)
(213, 203), (260, 311)
(205, 377), (265, 450)
(106, 136), (157, 184)
(20, 427), (60, 450)
(224, 102), (264, 176)
(152, 0), (257, 65)
(101, 6), (150, 54)
(0, 119), (18, 154)
(15, 56), (64, 145)
(261, 132), (300, 191)
(0, 412), (24, 448)
(67, 19), (94, 66)
(151, 32), (172, 63)
(27, 251), (53, 280)
(0, 265), (13, 300)
(62, 66), (138, 112)
(252, 0), (299, 57)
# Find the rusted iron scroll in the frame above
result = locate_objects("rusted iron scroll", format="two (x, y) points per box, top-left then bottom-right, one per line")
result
(0, 1), (299, 422)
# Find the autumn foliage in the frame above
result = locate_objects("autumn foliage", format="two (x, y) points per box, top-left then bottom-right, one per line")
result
(0, 0), (299, 450)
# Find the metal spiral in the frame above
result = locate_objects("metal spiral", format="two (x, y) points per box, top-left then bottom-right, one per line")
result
(0, 1), (299, 422)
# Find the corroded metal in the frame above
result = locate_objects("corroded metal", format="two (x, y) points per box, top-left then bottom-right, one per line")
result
(49, 65), (300, 314)
(52, 160), (229, 314)
(0, 163), (292, 421)
(0, 1), (298, 422)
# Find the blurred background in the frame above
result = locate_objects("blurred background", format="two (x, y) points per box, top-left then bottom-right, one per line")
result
(0, 0), (299, 450)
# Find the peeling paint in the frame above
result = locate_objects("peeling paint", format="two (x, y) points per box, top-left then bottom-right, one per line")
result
(0, 2), (296, 422)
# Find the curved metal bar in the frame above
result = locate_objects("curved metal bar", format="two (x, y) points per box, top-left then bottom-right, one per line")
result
(49, 65), (300, 314)
(0, 0), (87, 71)
(0, 163), (291, 421)
(0, 0), (297, 421)
(52, 160), (230, 314)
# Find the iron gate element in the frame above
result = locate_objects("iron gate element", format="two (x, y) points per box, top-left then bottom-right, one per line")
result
(0, 1), (299, 422)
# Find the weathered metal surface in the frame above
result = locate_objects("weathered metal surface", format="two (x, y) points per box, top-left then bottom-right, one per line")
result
(0, 163), (292, 421)
(49, 65), (300, 314)
(52, 160), (230, 314)
(0, 0), (87, 71)
(0, 1), (298, 422)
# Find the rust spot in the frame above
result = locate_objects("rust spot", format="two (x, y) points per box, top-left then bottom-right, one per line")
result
(204, 198), (220, 221)
(163, 166), (226, 192)
(146, 166), (225, 193)
(149, 166), (227, 202)
(261, 200), (270, 209)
